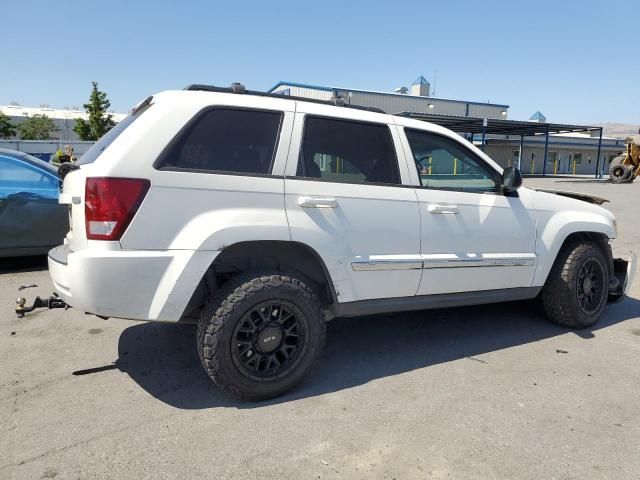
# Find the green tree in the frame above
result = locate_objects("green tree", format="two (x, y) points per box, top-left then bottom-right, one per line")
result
(74, 81), (116, 141)
(0, 111), (17, 138)
(18, 114), (59, 140)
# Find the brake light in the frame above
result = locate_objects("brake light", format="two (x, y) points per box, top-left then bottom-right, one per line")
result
(85, 178), (150, 241)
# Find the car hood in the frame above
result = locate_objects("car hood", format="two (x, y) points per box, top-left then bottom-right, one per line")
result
(526, 186), (616, 226)
(531, 188), (609, 205)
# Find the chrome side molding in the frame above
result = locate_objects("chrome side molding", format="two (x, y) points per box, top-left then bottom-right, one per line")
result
(351, 253), (536, 271)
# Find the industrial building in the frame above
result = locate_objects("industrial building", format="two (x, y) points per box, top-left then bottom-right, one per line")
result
(482, 111), (625, 175)
(269, 77), (510, 119)
(484, 133), (626, 175)
(272, 77), (625, 176)
(1, 78), (626, 175)
(0, 104), (126, 141)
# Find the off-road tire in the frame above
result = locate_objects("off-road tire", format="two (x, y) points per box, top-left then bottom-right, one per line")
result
(609, 158), (631, 183)
(196, 286), (229, 370)
(197, 273), (326, 401)
(610, 155), (625, 166)
(541, 241), (609, 328)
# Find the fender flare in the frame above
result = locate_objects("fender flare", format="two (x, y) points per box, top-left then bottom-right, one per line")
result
(533, 213), (615, 286)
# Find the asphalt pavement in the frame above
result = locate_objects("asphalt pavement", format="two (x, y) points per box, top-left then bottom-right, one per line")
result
(1, 177), (639, 479)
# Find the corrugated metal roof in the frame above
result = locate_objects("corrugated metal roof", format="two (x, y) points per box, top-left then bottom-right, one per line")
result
(399, 112), (604, 137)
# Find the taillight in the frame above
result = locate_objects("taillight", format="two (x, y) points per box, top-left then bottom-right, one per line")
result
(85, 178), (150, 241)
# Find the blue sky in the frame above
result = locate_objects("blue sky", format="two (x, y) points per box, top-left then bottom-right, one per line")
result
(2, 0), (637, 124)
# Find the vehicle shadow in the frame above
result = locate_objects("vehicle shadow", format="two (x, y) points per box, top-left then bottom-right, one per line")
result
(0, 255), (48, 273)
(115, 297), (640, 410)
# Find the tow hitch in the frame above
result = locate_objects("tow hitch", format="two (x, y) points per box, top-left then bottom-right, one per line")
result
(15, 284), (69, 318)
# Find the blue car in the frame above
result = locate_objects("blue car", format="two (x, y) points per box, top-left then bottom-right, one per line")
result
(0, 149), (67, 257)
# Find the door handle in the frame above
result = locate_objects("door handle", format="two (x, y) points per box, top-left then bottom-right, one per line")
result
(298, 196), (338, 208)
(427, 204), (459, 214)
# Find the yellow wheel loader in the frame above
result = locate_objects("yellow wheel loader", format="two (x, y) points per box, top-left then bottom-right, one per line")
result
(609, 141), (640, 183)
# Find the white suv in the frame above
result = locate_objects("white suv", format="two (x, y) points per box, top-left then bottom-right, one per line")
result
(47, 84), (635, 400)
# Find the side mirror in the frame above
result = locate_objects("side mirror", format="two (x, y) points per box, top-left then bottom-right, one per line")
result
(502, 166), (522, 194)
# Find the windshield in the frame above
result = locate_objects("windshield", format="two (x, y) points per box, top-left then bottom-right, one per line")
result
(76, 100), (152, 165)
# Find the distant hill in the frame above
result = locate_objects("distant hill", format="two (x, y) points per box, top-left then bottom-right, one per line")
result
(597, 123), (640, 143)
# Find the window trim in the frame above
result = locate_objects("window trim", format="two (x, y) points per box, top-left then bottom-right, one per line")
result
(153, 105), (284, 177)
(294, 114), (403, 187)
(404, 128), (503, 195)
(283, 174), (416, 189)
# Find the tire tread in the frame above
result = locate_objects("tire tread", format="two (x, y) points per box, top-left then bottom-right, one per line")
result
(541, 240), (607, 328)
(197, 273), (325, 401)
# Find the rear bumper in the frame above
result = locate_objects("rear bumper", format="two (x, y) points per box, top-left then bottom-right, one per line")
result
(608, 253), (637, 303)
(48, 245), (219, 322)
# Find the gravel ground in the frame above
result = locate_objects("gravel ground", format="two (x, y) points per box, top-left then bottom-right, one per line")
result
(1, 177), (639, 480)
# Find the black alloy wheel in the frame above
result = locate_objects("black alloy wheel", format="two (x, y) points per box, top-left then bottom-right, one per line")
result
(541, 240), (609, 328)
(231, 300), (307, 381)
(576, 258), (606, 314)
(197, 272), (326, 400)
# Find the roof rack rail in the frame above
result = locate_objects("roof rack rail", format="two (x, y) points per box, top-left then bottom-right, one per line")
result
(183, 83), (386, 114)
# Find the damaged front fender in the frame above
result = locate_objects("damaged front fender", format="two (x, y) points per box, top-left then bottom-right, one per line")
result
(608, 253), (637, 303)
(534, 188), (609, 205)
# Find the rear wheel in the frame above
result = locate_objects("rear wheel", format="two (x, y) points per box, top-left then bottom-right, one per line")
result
(541, 241), (609, 328)
(197, 273), (326, 401)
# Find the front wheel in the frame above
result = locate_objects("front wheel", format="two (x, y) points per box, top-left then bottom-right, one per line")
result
(541, 241), (609, 328)
(197, 273), (326, 401)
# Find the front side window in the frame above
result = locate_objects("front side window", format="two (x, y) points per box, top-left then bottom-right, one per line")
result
(157, 108), (283, 175)
(296, 116), (400, 185)
(405, 129), (500, 193)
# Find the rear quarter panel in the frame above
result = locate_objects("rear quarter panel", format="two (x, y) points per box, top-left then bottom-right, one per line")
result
(118, 91), (296, 251)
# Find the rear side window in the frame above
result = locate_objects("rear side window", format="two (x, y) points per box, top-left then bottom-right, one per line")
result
(157, 108), (283, 175)
(296, 116), (400, 185)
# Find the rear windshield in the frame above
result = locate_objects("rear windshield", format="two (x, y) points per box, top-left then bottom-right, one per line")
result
(76, 99), (151, 165)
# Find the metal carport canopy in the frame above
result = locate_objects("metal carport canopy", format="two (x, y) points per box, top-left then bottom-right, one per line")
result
(396, 112), (605, 178)
(396, 112), (600, 136)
